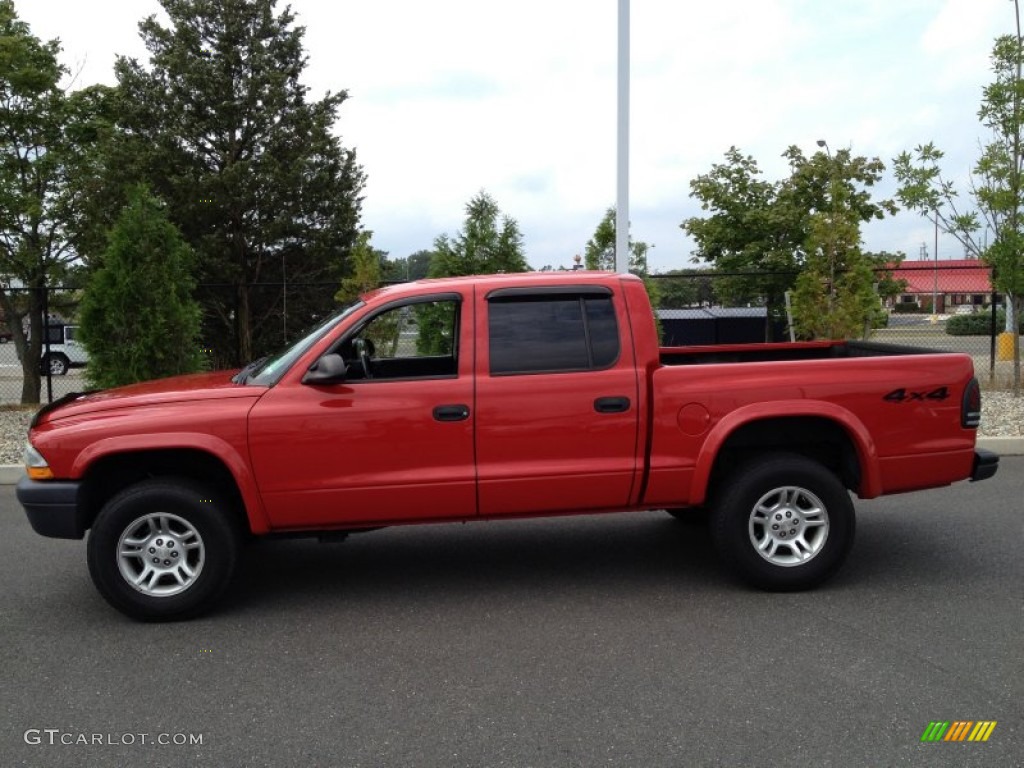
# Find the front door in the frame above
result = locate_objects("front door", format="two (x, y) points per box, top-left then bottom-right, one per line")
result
(248, 294), (476, 529)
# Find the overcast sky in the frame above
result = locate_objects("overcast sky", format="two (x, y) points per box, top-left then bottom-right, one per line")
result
(17, 0), (1017, 272)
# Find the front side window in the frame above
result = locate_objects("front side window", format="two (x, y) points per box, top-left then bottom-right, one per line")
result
(488, 293), (620, 375)
(45, 325), (64, 345)
(341, 297), (461, 381)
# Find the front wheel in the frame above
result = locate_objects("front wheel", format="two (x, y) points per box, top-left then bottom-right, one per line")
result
(665, 507), (709, 525)
(87, 479), (241, 621)
(710, 453), (855, 591)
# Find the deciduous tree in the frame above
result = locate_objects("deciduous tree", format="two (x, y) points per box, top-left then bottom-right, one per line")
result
(383, 249), (433, 283)
(684, 145), (897, 340)
(0, 0), (108, 402)
(894, 3), (1024, 392)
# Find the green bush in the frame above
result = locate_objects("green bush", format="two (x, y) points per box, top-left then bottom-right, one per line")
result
(946, 309), (1023, 336)
(893, 301), (923, 314)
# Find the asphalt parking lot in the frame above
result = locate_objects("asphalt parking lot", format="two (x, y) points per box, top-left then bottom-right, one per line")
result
(1, 463), (1021, 768)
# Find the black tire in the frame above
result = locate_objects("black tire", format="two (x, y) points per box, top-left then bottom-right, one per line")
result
(710, 453), (855, 591)
(665, 507), (709, 525)
(87, 478), (241, 621)
(42, 353), (69, 376)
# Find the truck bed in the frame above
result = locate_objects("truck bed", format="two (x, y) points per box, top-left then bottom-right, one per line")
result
(660, 340), (941, 366)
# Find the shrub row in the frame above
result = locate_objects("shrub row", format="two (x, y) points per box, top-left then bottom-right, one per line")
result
(946, 310), (1024, 336)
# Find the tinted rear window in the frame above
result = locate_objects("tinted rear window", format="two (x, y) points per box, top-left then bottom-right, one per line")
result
(488, 295), (620, 375)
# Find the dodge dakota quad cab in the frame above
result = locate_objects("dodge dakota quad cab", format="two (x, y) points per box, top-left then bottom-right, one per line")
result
(17, 272), (998, 620)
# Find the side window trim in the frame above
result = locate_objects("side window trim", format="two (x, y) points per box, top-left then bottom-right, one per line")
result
(580, 297), (596, 370)
(486, 285), (613, 300)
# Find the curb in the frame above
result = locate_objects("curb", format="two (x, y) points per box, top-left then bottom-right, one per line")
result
(976, 436), (1024, 456)
(0, 437), (1020, 486)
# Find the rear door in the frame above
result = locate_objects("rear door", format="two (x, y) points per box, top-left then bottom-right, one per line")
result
(474, 285), (641, 516)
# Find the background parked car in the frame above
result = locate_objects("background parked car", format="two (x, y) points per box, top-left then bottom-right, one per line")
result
(17, 324), (88, 375)
(41, 324), (88, 375)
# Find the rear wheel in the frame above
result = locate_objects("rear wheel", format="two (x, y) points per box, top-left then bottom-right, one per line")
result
(42, 353), (69, 376)
(710, 453), (855, 591)
(87, 478), (241, 621)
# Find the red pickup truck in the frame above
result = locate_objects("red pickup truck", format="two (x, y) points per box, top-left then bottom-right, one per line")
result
(17, 272), (997, 620)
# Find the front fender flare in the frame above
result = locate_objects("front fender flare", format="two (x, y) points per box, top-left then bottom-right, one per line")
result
(72, 433), (270, 534)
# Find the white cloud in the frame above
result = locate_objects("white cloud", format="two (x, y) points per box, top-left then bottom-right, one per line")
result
(15, 0), (1021, 271)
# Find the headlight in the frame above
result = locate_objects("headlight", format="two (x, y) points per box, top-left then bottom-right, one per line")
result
(23, 443), (54, 481)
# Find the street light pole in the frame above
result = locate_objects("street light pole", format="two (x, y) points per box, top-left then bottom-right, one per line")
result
(615, 0), (630, 274)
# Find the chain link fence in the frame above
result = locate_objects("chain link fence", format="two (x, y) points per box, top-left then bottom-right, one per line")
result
(650, 261), (1016, 387)
(1, 281), (345, 406)
(1, 265), (1015, 405)
(0, 286), (84, 407)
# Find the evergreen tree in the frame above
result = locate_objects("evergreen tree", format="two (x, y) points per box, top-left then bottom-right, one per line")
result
(79, 186), (203, 388)
(420, 191), (526, 354)
(109, 0), (365, 366)
(584, 208), (662, 329)
(584, 207), (652, 274)
(429, 191), (527, 277)
(335, 231), (382, 304)
(790, 201), (880, 340)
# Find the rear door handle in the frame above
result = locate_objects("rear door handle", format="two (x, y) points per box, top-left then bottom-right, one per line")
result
(433, 404), (470, 422)
(594, 396), (630, 414)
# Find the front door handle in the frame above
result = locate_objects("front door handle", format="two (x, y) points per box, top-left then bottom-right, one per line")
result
(594, 396), (630, 414)
(433, 404), (470, 422)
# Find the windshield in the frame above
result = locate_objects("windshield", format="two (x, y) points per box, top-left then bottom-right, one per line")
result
(243, 301), (363, 386)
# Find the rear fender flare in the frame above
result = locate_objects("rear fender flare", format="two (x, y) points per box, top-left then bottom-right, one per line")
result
(690, 400), (880, 505)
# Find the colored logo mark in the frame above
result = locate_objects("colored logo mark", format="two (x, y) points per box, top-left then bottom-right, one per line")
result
(921, 721), (997, 743)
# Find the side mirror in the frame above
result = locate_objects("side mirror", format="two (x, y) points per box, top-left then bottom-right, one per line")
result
(302, 353), (347, 385)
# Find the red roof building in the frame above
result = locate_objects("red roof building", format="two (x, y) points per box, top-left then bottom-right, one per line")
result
(889, 259), (993, 312)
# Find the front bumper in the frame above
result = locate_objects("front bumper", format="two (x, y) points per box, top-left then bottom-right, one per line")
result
(16, 476), (87, 539)
(971, 448), (999, 482)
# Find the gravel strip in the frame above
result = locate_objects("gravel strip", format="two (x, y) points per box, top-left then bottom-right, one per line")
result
(0, 409), (34, 465)
(975, 390), (1024, 436)
(1, 389), (1022, 467)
